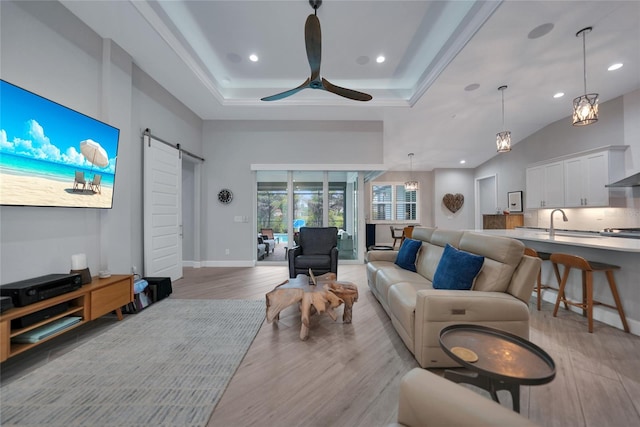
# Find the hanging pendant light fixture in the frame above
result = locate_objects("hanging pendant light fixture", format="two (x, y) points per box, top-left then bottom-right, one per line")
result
(404, 153), (418, 191)
(496, 85), (511, 153)
(572, 27), (598, 126)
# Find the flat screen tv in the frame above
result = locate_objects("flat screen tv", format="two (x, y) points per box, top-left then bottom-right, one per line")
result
(0, 79), (120, 209)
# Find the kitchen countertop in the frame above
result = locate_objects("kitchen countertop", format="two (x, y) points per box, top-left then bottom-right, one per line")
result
(474, 228), (640, 253)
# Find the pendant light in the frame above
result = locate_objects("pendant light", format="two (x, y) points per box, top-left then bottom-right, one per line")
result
(572, 27), (598, 126)
(404, 153), (418, 191)
(496, 85), (511, 153)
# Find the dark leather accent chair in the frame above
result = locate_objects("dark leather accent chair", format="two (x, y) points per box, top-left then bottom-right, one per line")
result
(288, 227), (338, 278)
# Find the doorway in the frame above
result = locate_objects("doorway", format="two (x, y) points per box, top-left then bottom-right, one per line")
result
(475, 174), (497, 229)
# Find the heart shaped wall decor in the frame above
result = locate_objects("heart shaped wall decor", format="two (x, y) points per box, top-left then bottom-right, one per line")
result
(443, 193), (464, 213)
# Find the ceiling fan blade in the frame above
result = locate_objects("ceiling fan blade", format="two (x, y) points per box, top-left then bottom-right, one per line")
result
(305, 14), (321, 80)
(261, 78), (312, 101)
(322, 78), (372, 102)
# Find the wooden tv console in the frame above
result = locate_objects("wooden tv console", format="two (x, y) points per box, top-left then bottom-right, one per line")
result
(0, 274), (133, 362)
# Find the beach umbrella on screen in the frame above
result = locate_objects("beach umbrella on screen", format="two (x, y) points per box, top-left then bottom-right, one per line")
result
(80, 139), (109, 172)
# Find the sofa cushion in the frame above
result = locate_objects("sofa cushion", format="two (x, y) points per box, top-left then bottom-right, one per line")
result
(460, 232), (524, 293)
(376, 263), (432, 302)
(415, 242), (444, 282)
(433, 244), (484, 290)
(299, 227), (338, 255)
(395, 238), (422, 272)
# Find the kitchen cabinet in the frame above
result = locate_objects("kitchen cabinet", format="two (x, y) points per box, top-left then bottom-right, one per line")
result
(527, 146), (627, 209)
(483, 214), (524, 230)
(564, 149), (624, 207)
(525, 161), (564, 209)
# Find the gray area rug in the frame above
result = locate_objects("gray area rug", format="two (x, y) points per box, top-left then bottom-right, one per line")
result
(1, 299), (265, 426)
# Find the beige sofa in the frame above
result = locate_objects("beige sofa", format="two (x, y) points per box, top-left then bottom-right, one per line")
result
(390, 368), (538, 427)
(366, 227), (540, 368)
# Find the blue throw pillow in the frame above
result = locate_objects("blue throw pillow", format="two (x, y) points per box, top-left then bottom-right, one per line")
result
(395, 238), (422, 272)
(433, 244), (485, 290)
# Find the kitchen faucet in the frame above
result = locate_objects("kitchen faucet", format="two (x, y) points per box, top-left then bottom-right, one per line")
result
(549, 209), (568, 238)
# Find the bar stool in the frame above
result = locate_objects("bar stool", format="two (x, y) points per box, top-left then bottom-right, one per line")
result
(550, 253), (630, 333)
(390, 226), (404, 249)
(523, 248), (563, 311)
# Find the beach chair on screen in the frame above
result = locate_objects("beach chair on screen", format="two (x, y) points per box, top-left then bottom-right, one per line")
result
(73, 171), (86, 192)
(90, 174), (102, 194)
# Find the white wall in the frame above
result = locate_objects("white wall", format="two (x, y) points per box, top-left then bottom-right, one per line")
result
(434, 169), (476, 229)
(0, 1), (131, 282)
(202, 120), (383, 264)
(0, 1), (203, 283)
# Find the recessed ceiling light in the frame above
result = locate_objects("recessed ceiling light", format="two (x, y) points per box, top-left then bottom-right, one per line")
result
(249, 54), (258, 62)
(376, 55), (385, 64)
(608, 63), (623, 71)
(464, 83), (480, 92)
(460, 160), (466, 164)
(553, 92), (565, 98)
(356, 55), (370, 65)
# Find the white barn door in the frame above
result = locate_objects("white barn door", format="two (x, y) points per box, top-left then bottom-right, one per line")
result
(143, 134), (183, 281)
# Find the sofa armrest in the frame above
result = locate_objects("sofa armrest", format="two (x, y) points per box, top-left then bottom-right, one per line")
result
(288, 246), (302, 277)
(394, 368), (538, 427)
(508, 254), (541, 303)
(366, 250), (399, 263)
(413, 290), (532, 359)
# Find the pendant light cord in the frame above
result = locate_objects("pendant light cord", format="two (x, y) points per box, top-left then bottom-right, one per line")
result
(582, 31), (588, 93)
(501, 90), (505, 130)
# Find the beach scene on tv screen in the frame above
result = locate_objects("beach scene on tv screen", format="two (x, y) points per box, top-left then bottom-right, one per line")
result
(0, 80), (119, 208)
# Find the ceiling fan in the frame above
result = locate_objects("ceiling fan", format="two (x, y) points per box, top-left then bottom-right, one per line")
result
(261, 0), (372, 102)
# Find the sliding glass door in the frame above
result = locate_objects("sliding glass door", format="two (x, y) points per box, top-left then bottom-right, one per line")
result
(256, 170), (360, 262)
(257, 171), (288, 261)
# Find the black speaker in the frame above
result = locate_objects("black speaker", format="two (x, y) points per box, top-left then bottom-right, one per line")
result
(143, 277), (172, 302)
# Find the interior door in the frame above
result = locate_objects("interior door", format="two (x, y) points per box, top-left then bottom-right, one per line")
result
(143, 134), (183, 281)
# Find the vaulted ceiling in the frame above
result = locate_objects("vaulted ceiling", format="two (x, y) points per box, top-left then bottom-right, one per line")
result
(61, 0), (640, 171)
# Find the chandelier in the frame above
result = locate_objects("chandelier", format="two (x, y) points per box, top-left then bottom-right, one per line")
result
(404, 153), (418, 191)
(572, 27), (598, 126)
(496, 85), (511, 152)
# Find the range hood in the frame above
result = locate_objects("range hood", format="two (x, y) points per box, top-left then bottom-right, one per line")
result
(606, 172), (640, 187)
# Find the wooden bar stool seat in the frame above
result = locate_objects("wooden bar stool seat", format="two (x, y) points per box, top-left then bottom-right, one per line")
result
(524, 248), (563, 311)
(550, 253), (630, 333)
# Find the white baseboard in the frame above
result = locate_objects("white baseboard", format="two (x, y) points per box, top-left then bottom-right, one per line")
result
(182, 260), (202, 268)
(202, 260), (255, 267)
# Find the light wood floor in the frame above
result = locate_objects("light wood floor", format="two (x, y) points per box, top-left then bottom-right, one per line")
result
(2, 265), (640, 426)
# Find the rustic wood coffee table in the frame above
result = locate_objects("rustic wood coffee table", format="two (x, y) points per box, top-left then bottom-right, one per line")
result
(439, 324), (556, 412)
(265, 273), (358, 340)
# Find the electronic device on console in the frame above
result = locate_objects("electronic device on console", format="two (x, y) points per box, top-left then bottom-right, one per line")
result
(0, 273), (82, 307)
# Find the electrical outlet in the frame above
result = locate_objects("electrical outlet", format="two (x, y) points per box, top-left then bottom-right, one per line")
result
(225, 249), (230, 255)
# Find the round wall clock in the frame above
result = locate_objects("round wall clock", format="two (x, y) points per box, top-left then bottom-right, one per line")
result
(217, 188), (233, 204)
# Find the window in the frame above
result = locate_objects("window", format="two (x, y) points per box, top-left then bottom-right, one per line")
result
(371, 183), (418, 222)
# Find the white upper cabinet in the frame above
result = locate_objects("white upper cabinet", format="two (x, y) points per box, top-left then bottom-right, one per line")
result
(564, 151), (610, 207)
(525, 161), (564, 209)
(527, 146), (627, 209)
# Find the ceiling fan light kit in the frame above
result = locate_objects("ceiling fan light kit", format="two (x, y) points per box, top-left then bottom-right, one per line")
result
(261, 0), (372, 102)
(573, 27), (598, 126)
